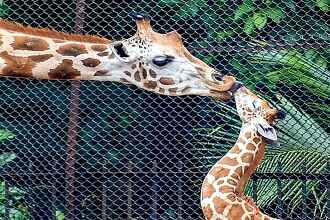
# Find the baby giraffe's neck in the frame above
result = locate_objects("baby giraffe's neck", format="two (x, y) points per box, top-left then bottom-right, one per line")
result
(0, 21), (126, 82)
(202, 123), (266, 199)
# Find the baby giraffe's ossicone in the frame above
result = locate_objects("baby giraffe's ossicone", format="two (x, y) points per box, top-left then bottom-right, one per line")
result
(0, 14), (236, 100)
(201, 84), (285, 220)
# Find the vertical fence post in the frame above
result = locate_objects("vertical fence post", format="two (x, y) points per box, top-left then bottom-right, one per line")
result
(127, 161), (133, 219)
(276, 160), (284, 219)
(4, 181), (10, 220)
(151, 160), (158, 220)
(65, 1), (85, 219)
(101, 162), (108, 220)
(177, 161), (183, 220)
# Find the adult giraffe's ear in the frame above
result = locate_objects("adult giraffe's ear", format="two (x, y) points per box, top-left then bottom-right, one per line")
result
(255, 120), (277, 142)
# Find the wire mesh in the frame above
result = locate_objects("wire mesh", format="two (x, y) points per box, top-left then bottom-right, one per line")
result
(0, 0), (329, 219)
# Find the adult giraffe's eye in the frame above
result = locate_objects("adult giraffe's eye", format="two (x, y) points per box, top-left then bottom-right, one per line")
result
(152, 55), (174, 67)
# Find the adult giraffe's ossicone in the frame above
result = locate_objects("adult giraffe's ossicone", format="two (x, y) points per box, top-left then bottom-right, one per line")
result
(0, 14), (236, 100)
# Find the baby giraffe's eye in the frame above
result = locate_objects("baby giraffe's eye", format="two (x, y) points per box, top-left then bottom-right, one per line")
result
(152, 55), (174, 67)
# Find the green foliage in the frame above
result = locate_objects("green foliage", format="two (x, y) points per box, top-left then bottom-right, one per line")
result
(0, 129), (15, 142)
(0, 130), (29, 219)
(0, 0), (8, 17)
(55, 210), (65, 220)
(0, 152), (30, 220)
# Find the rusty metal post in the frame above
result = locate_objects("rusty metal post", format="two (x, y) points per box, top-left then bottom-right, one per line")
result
(64, 0), (85, 219)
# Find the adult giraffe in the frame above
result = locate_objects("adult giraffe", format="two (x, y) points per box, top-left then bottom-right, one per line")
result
(0, 15), (237, 99)
(201, 84), (286, 220)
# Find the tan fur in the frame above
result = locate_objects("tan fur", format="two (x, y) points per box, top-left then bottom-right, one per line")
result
(201, 88), (279, 220)
(0, 19), (110, 44)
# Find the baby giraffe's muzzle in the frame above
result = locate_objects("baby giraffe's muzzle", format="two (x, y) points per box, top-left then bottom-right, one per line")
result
(276, 109), (286, 120)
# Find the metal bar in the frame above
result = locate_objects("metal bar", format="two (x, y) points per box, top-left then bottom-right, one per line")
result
(177, 161), (183, 220)
(151, 160), (158, 220)
(275, 160), (284, 219)
(64, 0), (85, 219)
(127, 161), (133, 219)
(4, 181), (10, 220)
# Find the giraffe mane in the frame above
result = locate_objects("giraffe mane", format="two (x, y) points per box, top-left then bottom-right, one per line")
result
(0, 19), (111, 44)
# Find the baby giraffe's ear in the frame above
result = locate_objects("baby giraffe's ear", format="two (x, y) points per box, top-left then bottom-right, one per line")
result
(255, 120), (277, 142)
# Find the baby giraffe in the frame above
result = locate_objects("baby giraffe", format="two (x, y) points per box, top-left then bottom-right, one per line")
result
(201, 84), (285, 220)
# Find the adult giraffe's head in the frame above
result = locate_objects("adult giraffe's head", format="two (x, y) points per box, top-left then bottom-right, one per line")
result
(234, 85), (286, 142)
(108, 14), (236, 100)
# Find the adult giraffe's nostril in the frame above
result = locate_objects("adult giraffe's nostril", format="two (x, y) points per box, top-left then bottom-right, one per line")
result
(212, 72), (223, 81)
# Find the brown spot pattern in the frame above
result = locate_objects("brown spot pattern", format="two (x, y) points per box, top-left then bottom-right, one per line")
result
(245, 132), (251, 139)
(210, 167), (230, 179)
(53, 39), (66, 43)
(221, 157), (239, 166)
(91, 44), (107, 52)
(213, 197), (227, 213)
(12, 36), (49, 51)
(227, 179), (237, 186)
(253, 137), (261, 144)
(57, 43), (87, 56)
(202, 182), (216, 198)
(159, 77), (175, 85)
(241, 153), (254, 163)
(144, 81), (157, 89)
(228, 204), (245, 219)
(28, 54), (53, 62)
(246, 143), (256, 151)
(94, 70), (108, 76)
(142, 68), (148, 79)
(227, 193), (237, 202)
(159, 88), (165, 94)
(202, 205), (213, 220)
(131, 64), (137, 69)
(97, 52), (109, 56)
(149, 69), (157, 78)
(134, 71), (141, 82)
(219, 185), (234, 193)
(48, 59), (80, 79)
(230, 145), (241, 154)
(244, 203), (254, 212)
(82, 58), (101, 67)
(0, 52), (33, 77)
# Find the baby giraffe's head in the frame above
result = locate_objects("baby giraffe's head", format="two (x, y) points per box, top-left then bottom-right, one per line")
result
(234, 85), (286, 142)
(107, 14), (236, 100)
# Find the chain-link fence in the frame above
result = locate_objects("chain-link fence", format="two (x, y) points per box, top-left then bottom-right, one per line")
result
(0, 0), (329, 219)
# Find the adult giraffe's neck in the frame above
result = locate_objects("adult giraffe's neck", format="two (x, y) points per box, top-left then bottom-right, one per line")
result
(206, 124), (265, 196)
(0, 26), (127, 82)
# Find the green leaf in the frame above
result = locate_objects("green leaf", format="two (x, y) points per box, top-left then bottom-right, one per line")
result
(56, 210), (65, 220)
(243, 16), (255, 34)
(0, 129), (15, 141)
(234, 2), (255, 20)
(265, 7), (284, 23)
(253, 12), (267, 29)
(0, 1), (8, 17)
(316, 0), (329, 12)
(0, 152), (16, 166)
